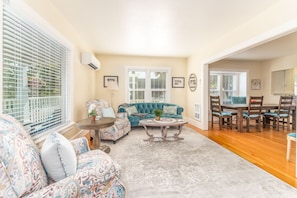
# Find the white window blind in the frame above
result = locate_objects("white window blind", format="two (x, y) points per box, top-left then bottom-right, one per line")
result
(2, 3), (69, 136)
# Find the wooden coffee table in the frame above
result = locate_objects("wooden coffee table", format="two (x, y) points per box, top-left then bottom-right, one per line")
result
(139, 118), (187, 141)
(76, 117), (115, 153)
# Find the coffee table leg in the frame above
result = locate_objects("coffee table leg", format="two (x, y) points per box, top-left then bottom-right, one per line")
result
(143, 125), (154, 141)
(173, 125), (184, 140)
(161, 126), (168, 140)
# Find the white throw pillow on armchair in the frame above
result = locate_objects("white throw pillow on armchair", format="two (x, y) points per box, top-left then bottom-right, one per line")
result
(41, 132), (77, 181)
(102, 107), (116, 118)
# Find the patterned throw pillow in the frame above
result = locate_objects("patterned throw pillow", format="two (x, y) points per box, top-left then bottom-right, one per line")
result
(41, 132), (77, 181)
(0, 115), (48, 197)
(125, 106), (138, 116)
(102, 107), (116, 118)
(163, 106), (177, 115)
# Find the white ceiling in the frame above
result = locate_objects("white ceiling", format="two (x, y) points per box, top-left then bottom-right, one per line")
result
(50, 0), (288, 59)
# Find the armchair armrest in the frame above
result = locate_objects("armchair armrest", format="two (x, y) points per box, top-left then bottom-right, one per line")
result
(26, 177), (80, 198)
(116, 112), (128, 119)
(71, 137), (90, 155)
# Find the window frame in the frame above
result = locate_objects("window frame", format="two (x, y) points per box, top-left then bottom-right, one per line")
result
(209, 70), (247, 104)
(0, 0), (74, 141)
(126, 67), (171, 103)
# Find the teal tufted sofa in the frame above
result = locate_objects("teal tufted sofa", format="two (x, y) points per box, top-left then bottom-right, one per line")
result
(118, 103), (183, 127)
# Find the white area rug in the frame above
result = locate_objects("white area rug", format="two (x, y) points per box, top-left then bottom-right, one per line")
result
(106, 126), (297, 198)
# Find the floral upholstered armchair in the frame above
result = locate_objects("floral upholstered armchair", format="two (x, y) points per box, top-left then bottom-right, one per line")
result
(0, 114), (125, 198)
(86, 99), (131, 143)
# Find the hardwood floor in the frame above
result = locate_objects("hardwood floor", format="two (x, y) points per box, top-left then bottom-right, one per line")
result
(188, 123), (297, 188)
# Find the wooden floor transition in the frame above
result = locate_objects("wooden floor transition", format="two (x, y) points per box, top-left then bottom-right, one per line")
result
(188, 123), (297, 188)
(85, 122), (296, 188)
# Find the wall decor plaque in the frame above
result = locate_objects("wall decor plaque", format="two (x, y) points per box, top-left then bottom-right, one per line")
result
(188, 73), (197, 92)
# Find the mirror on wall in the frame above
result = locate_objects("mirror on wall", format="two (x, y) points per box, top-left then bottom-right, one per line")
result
(271, 68), (297, 95)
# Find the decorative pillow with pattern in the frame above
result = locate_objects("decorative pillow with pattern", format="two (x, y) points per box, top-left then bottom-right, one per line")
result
(0, 115), (48, 197)
(163, 106), (177, 115)
(41, 132), (77, 181)
(125, 106), (138, 116)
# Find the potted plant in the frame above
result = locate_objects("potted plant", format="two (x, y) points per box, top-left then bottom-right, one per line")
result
(88, 103), (97, 121)
(153, 109), (163, 121)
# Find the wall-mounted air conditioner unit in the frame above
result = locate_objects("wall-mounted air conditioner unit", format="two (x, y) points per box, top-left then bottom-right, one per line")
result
(81, 52), (101, 70)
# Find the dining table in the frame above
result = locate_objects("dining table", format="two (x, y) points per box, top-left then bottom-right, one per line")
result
(221, 104), (296, 132)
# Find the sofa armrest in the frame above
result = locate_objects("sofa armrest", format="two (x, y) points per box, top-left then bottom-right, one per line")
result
(71, 137), (90, 155)
(118, 106), (126, 113)
(177, 106), (184, 115)
(26, 178), (80, 198)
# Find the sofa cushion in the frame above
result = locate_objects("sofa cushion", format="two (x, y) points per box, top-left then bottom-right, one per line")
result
(125, 106), (138, 116)
(41, 132), (77, 181)
(163, 105), (177, 115)
(102, 107), (116, 118)
(0, 115), (48, 197)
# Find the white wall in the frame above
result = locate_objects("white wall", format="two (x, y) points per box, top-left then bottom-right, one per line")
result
(187, 0), (297, 130)
(95, 54), (188, 116)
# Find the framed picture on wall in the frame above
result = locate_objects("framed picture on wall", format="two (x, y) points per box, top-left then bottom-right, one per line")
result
(172, 77), (185, 88)
(104, 76), (118, 88)
(251, 79), (261, 90)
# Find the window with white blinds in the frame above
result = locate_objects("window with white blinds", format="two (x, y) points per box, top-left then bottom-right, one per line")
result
(1, 2), (70, 136)
(127, 68), (170, 103)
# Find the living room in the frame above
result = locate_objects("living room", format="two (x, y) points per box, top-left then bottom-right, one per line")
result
(1, 0), (297, 197)
(13, 0), (296, 134)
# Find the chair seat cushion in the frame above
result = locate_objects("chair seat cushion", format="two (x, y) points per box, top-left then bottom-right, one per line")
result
(41, 132), (77, 182)
(288, 133), (296, 138)
(76, 150), (120, 182)
(212, 111), (233, 116)
(264, 112), (289, 118)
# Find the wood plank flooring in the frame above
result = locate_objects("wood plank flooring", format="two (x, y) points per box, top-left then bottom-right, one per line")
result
(188, 123), (297, 188)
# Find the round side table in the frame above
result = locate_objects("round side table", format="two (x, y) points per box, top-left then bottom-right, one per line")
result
(76, 117), (115, 153)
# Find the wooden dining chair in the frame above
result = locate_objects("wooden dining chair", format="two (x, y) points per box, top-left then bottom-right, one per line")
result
(210, 96), (235, 130)
(243, 96), (263, 132)
(263, 95), (293, 130)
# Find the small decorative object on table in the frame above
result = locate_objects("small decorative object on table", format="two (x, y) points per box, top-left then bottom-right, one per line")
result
(153, 109), (163, 121)
(88, 103), (97, 121)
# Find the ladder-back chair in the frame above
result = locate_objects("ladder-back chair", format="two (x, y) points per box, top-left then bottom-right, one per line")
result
(243, 96), (263, 132)
(263, 95), (293, 130)
(210, 96), (235, 130)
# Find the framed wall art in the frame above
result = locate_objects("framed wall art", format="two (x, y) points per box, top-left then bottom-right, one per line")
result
(188, 73), (197, 92)
(104, 76), (118, 88)
(172, 77), (185, 88)
(251, 79), (261, 90)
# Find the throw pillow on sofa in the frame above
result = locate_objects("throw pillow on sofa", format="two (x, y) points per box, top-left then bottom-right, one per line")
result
(41, 132), (77, 182)
(125, 106), (138, 116)
(102, 107), (116, 118)
(163, 106), (177, 115)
